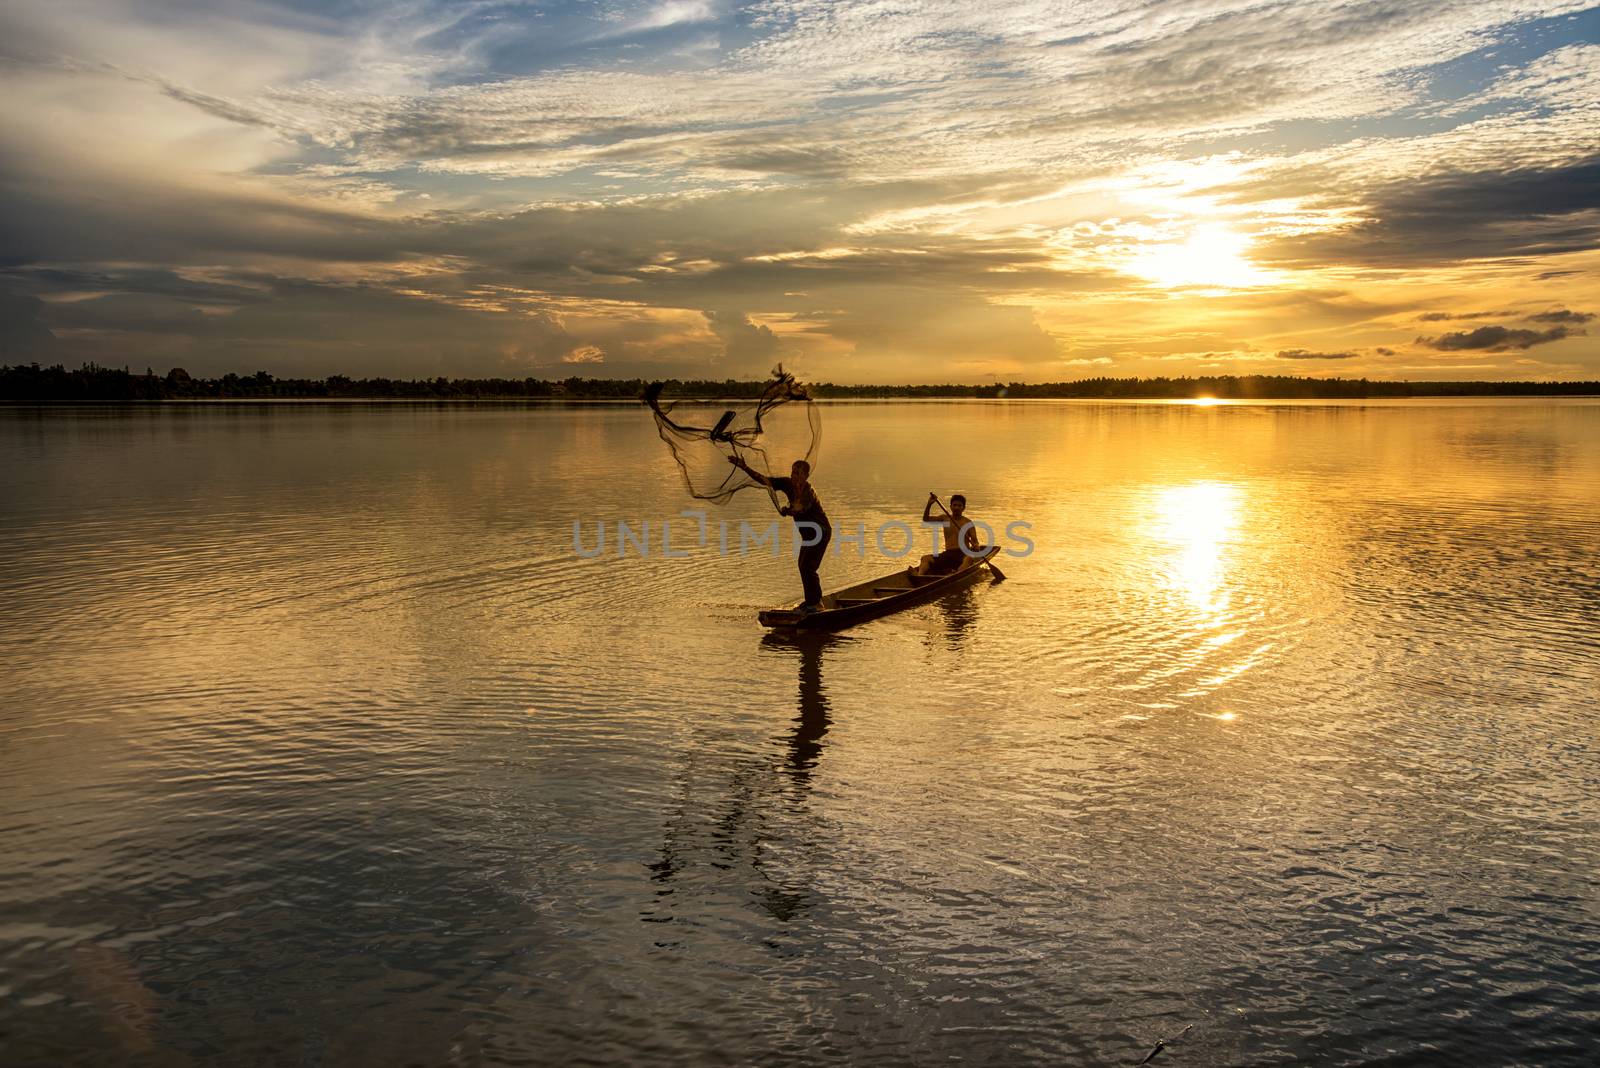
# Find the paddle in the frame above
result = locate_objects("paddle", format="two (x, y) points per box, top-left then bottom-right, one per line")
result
(930, 493), (1007, 583)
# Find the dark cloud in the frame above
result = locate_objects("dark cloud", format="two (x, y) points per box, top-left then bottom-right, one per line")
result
(3, 265), (272, 307)
(14, 273), (586, 377)
(1417, 325), (1574, 351)
(1259, 158), (1600, 267)
(1275, 348), (1358, 359)
(0, 169), (414, 269)
(1535, 270), (1581, 280)
(0, 162), (1105, 375)
(702, 310), (782, 372)
(1415, 310), (1507, 321)
(0, 162), (1107, 377)
(710, 144), (860, 180)
(152, 79), (272, 129)
(1525, 308), (1593, 324)
(0, 288), (57, 360)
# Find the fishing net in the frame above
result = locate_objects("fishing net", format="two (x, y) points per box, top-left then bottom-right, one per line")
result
(644, 366), (821, 511)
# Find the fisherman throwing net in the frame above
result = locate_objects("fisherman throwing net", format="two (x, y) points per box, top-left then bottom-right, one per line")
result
(644, 366), (831, 612)
(643, 366), (820, 508)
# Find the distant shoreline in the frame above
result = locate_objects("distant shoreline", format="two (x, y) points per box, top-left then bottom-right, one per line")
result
(3, 362), (1598, 402)
(7, 396), (1600, 408)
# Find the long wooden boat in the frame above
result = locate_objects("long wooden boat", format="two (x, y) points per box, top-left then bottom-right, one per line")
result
(758, 545), (1003, 632)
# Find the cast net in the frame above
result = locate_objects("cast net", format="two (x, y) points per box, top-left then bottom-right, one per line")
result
(644, 366), (820, 511)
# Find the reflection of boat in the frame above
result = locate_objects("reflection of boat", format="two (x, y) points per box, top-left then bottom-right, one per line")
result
(758, 545), (1002, 632)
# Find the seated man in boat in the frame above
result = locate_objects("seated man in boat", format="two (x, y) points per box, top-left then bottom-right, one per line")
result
(728, 454), (832, 613)
(917, 493), (982, 575)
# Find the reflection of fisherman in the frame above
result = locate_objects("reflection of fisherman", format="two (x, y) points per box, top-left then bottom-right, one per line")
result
(788, 636), (831, 778)
(729, 455), (832, 613)
(917, 492), (981, 575)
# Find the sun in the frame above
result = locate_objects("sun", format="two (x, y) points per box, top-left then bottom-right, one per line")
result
(1129, 222), (1273, 289)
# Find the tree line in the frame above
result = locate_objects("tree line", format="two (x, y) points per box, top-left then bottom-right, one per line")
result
(2, 362), (1596, 401)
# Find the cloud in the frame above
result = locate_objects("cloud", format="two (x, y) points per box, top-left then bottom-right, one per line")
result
(1416, 310), (1508, 321)
(1276, 348), (1358, 359)
(1417, 325), (1575, 351)
(1261, 157), (1600, 268)
(1525, 308), (1593, 323)
(68, 0), (1594, 191)
(151, 78), (274, 130)
(5, 270), (605, 376)
(627, 1), (718, 34)
(703, 309), (781, 370)
(0, 287), (57, 360)
(1482, 42), (1600, 111)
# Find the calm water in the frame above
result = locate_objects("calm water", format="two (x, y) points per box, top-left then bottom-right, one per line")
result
(2, 399), (1598, 1067)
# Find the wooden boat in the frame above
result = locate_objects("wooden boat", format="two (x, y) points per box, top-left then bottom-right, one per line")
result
(758, 545), (1003, 632)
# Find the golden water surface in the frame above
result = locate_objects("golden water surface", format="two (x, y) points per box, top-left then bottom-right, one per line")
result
(2, 399), (1597, 1066)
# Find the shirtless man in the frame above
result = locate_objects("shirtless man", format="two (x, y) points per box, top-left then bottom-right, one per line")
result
(729, 455), (832, 612)
(917, 493), (982, 575)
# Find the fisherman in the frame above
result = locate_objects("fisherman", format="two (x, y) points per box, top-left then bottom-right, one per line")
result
(917, 492), (983, 575)
(728, 455), (832, 613)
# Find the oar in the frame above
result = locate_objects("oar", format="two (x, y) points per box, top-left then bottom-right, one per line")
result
(930, 493), (1006, 583)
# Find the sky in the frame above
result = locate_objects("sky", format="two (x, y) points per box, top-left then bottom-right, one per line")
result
(1, 1), (1597, 383)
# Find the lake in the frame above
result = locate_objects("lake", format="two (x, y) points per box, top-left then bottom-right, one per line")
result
(2, 398), (1597, 1066)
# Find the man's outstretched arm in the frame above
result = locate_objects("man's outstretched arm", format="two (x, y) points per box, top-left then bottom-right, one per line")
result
(727, 454), (773, 487)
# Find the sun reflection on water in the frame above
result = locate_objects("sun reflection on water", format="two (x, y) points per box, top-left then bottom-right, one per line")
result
(1151, 480), (1241, 616)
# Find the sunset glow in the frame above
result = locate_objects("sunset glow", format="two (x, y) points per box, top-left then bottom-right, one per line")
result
(0, 3), (1595, 382)
(1128, 224), (1276, 291)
